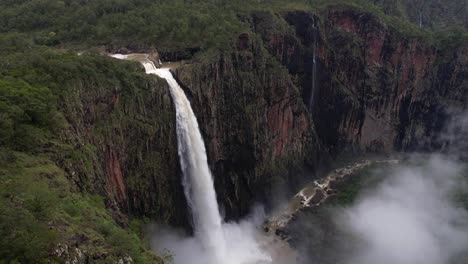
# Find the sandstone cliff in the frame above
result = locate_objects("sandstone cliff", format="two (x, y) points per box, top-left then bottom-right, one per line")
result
(171, 7), (466, 221)
(53, 7), (467, 227)
(174, 34), (323, 220)
(53, 58), (189, 226)
(249, 9), (467, 154)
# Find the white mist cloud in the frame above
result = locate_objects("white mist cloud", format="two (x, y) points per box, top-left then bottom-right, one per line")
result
(337, 155), (468, 264)
(151, 206), (276, 264)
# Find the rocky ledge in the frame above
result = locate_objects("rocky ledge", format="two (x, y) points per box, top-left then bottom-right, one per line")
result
(263, 158), (399, 239)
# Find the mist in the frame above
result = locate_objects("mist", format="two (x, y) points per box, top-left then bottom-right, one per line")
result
(337, 155), (468, 264)
(150, 206), (290, 264)
(150, 110), (468, 264)
(283, 111), (468, 264)
(334, 111), (468, 264)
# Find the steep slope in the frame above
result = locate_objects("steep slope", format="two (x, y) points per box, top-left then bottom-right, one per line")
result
(0, 49), (186, 262)
(248, 9), (467, 154)
(371, 0), (467, 29)
(174, 34), (323, 219)
(171, 5), (466, 219)
(0, 2), (466, 262)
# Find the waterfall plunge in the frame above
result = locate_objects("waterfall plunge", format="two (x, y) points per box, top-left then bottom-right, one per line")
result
(143, 59), (226, 262)
(111, 54), (276, 264)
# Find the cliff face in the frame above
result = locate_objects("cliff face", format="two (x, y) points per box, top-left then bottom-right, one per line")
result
(174, 34), (322, 220)
(251, 9), (467, 154)
(170, 8), (466, 220)
(56, 60), (189, 226)
(58, 8), (466, 227)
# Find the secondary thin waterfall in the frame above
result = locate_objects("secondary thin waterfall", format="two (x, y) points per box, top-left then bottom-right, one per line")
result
(148, 62), (226, 262)
(309, 21), (318, 110)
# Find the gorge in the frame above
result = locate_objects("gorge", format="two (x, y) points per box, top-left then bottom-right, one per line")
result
(0, 0), (466, 263)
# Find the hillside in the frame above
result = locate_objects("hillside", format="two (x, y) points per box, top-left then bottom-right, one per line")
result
(0, 0), (466, 263)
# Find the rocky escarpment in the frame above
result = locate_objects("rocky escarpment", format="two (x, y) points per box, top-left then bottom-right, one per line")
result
(75, 7), (466, 228)
(264, 158), (399, 239)
(55, 6), (466, 229)
(170, 7), (466, 221)
(174, 34), (323, 220)
(56, 59), (189, 226)
(250, 9), (467, 154)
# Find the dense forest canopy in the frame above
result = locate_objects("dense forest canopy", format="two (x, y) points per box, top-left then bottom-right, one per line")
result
(371, 0), (467, 29)
(0, 0), (466, 53)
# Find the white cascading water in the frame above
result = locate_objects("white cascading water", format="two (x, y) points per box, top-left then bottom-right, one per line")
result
(143, 59), (227, 263)
(111, 54), (278, 264)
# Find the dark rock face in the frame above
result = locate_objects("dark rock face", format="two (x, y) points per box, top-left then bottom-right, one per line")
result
(171, 8), (466, 222)
(253, 9), (467, 154)
(65, 8), (466, 228)
(58, 70), (189, 227)
(174, 35), (323, 220)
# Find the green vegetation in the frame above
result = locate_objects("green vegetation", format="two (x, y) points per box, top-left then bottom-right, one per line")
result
(0, 0), (465, 262)
(371, 0), (467, 30)
(0, 78), (59, 151)
(0, 151), (161, 263)
(454, 167), (468, 210)
(328, 164), (388, 205)
(0, 47), (168, 262)
(0, 0), (465, 55)
(0, 46), (150, 157)
(0, 0), (251, 52)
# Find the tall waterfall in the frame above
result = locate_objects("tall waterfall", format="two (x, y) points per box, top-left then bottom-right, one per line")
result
(112, 54), (226, 262)
(146, 61), (226, 262)
(111, 54), (276, 264)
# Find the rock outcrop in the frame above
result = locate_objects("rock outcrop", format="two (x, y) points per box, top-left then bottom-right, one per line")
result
(174, 33), (323, 220)
(250, 9), (467, 154)
(171, 7), (466, 222)
(56, 60), (189, 226)
(55, 7), (467, 228)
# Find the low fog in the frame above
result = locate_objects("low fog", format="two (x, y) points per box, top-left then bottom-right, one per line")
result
(337, 111), (468, 264)
(338, 155), (468, 264)
(150, 111), (468, 264)
(291, 111), (468, 264)
(150, 206), (281, 264)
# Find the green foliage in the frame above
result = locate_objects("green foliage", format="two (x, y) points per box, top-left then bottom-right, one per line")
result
(0, 78), (58, 150)
(0, 33), (33, 53)
(307, 0), (433, 39)
(0, 49), (169, 263)
(0, 153), (61, 262)
(370, 0), (467, 30)
(328, 164), (389, 205)
(434, 27), (468, 50)
(0, 152), (160, 263)
(453, 167), (468, 210)
(0, 0), (250, 52)
(0, 0), (465, 57)
(0, 0), (464, 263)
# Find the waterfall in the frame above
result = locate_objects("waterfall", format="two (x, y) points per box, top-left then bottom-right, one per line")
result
(148, 62), (226, 263)
(309, 22), (318, 110)
(309, 45), (317, 110)
(111, 54), (226, 262)
(111, 54), (278, 264)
